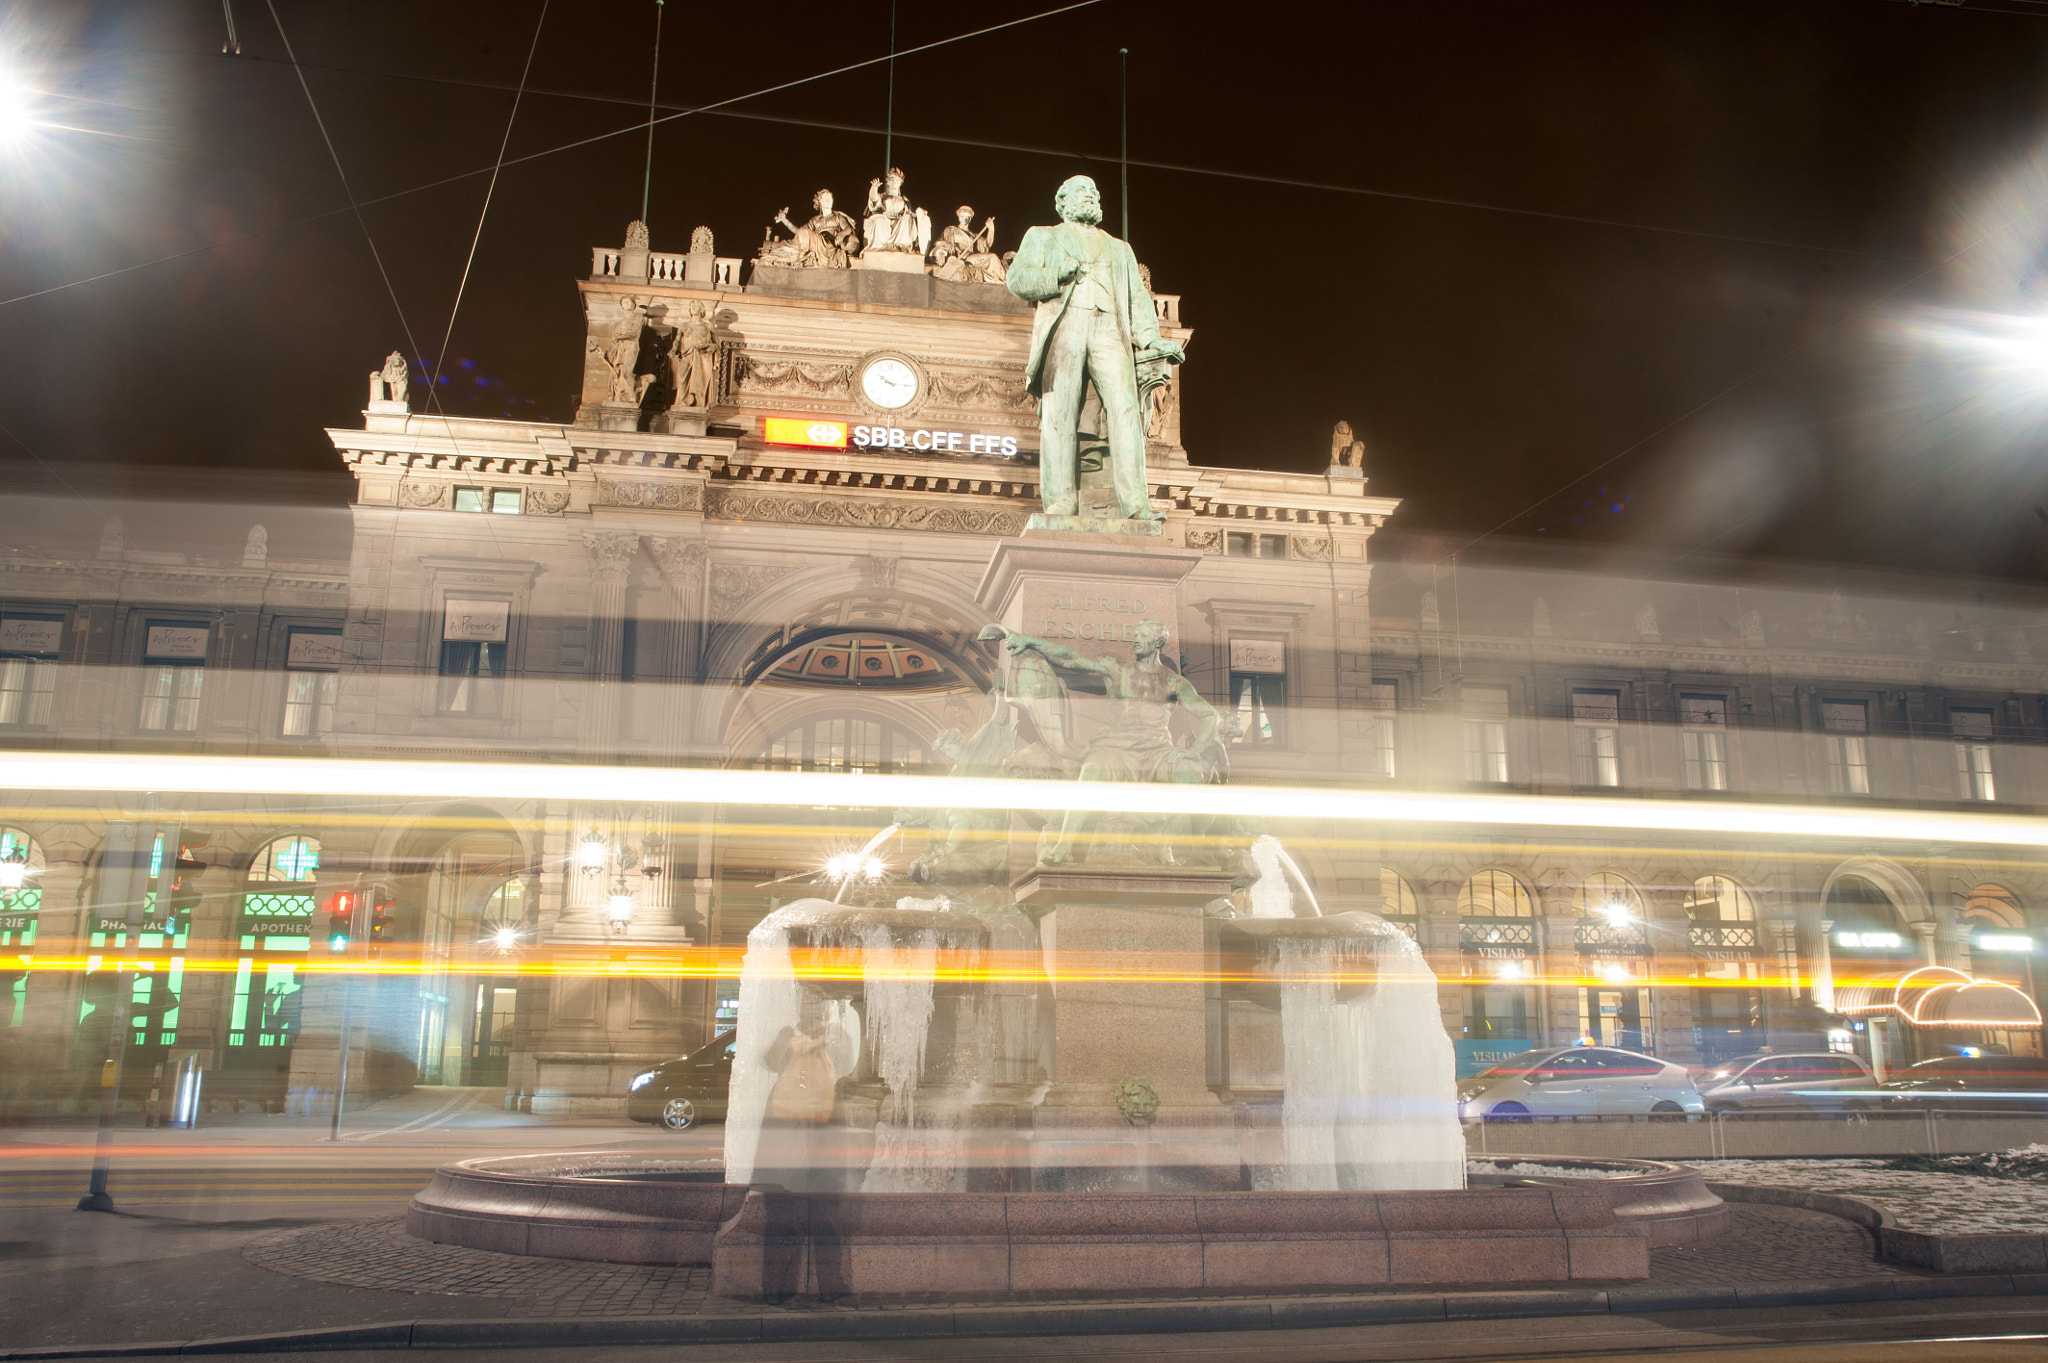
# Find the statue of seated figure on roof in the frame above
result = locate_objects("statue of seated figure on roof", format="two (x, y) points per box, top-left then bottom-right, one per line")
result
(928, 205), (1005, 284)
(757, 188), (858, 270)
(862, 167), (931, 260)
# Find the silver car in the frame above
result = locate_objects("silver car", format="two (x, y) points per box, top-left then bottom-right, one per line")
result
(1458, 1046), (1704, 1121)
(1693, 1052), (1874, 1113)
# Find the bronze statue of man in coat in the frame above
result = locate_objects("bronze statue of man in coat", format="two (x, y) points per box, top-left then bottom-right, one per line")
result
(1006, 175), (1183, 523)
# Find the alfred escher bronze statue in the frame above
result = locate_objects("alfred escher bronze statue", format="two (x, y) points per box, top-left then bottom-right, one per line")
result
(1007, 175), (1184, 524)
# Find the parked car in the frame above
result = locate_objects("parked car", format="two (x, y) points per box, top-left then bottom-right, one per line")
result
(626, 1029), (736, 1130)
(1693, 1052), (1874, 1112)
(1457, 1046), (1704, 1121)
(1873, 1054), (2048, 1112)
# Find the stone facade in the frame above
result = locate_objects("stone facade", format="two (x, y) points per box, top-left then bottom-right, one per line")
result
(1, 227), (2045, 1117)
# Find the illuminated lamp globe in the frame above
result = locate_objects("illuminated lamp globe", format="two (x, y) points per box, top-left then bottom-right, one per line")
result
(492, 926), (520, 951)
(0, 858), (25, 891)
(1601, 902), (1633, 928)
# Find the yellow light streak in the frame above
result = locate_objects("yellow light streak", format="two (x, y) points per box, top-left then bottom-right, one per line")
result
(5, 750), (2046, 848)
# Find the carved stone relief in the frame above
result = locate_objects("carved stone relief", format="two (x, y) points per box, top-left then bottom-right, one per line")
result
(863, 555), (900, 589)
(649, 537), (707, 586)
(584, 531), (640, 581)
(710, 563), (801, 619)
(927, 368), (1036, 412)
(597, 478), (704, 510)
(1184, 528), (1222, 554)
(689, 225), (714, 255)
(524, 488), (570, 516)
(706, 490), (1027, 536)
(731, 354), (852, 399)
(1288, 534), (1333, 561)
(399, 481), (446, 509)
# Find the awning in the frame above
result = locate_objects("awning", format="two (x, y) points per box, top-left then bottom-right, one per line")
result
(1836, 965), (2042, 1029)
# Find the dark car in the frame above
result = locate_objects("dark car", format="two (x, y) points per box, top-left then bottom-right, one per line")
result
(1876, 1054), (2048, 1112)
(1694, 1052), (1874, 1112)
(626, 1029), (736, 1130)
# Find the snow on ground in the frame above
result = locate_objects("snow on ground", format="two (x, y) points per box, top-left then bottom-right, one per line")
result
(1692, 1158), (2048, 1235)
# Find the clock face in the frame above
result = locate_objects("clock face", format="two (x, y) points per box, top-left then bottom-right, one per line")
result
(861, 357), (918, 410)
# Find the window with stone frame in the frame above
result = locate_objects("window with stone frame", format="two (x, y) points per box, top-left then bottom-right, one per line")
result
(1680, 693), (1730, 791)
(0, 615), (62, 728)
(1570, 689), (1623, 788)
(138, 622), (209, 733)
(1365, 681), (1398, 777)
(1460, 685), (1511, 783)
(1952, 707), (1996, 802)
(1228, 637), (1286, 746)
(1821, 699), (1871, 794)
(281, 630), (341, 739)
(438, 599), (510, 715)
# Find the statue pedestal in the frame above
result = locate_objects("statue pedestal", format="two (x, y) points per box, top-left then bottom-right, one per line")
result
(1014, 867), (1239, 1191)
(660, 408), (709, 437)
(853, 252), (928, 274)
(975, 531), (1201, 663)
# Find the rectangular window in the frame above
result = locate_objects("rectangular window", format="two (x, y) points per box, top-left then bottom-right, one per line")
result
(489, 489), (523, 514)
(1681, 694), (1729, 791)
(281, 631), (342, 738)
(1229, 638), (1285, 745)
(139, 623), (208, 732)
(1461, 685), (1510, 784)
(1954, 708), (1995, 800)
(0, 615), (62, 727)
(1366, 681), (1398, 778)
(1823, 699), (1870, 794)
(1570, 689), (1622, 788)
(1223, 532), (1287, 558)
(438, 599), (509, 714)
(452, 487), (486, 513)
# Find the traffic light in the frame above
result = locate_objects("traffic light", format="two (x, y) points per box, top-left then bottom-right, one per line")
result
(366, 890), (394, 960)
(323, 891), (357, 953)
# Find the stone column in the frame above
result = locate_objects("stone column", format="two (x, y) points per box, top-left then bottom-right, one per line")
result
(647, 536), (706, 761)
(1812, 918), (1835, 1010)
(580, 532), (638, 758)
(1911, 919), (1940, 968)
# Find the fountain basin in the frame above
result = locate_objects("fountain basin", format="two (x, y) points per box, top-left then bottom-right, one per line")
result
(1467, 1155), (1729, 1244)
(408, 1153), (1657, 1292)
(407, 1153), (737, 1264)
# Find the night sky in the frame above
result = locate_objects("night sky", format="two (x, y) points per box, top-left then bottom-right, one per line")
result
(10, 0), (2048, 580)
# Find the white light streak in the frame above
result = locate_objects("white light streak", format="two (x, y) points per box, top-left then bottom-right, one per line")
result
(3, 751), (2048, 851)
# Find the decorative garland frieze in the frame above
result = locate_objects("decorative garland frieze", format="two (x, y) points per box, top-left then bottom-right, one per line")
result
(705, 489), (1027, 536)
(524, 488), (571, 515)
(596, 478), (704, 510)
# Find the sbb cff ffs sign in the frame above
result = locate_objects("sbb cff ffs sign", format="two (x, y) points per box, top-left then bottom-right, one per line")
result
(761, 417), (1023, 458)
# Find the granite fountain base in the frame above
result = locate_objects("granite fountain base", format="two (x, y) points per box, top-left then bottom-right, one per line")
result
(406, 1153), (1730, 1298)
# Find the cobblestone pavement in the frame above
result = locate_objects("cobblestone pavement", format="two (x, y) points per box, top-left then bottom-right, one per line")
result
(1650, 1203), (1904, 1285)
(1693, 1159), (2048, 1235)
(245, 1201), (1904, 1317)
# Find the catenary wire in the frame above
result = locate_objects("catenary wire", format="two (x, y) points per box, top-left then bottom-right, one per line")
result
(430, 0), (550, 401)
(0, 0), (1106, 313)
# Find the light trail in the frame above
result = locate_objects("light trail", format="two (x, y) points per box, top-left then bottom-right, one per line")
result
(5, 750), (2048, 849)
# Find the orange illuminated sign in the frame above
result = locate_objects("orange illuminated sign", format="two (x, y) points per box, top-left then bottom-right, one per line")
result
(764, 417), (849, 449)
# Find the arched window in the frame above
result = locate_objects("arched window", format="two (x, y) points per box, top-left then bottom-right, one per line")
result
(1457, 869), (1534, 918)
(1577, 871), (1644, 922)
(248, 835), (320, 883)
(1963, 884), (2025, 932)
(230, 835), (322, 1053)
(1381, 869), (1419, 917)
(1685, 875), (1756, 923)
(756, 713), (928, 774)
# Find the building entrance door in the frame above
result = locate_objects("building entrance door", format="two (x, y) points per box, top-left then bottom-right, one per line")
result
(465, 979), (516, 1086)
(1582, 987), (1648, 1052)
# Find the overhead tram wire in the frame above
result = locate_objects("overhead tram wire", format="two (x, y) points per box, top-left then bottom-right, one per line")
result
(261, 0), (432, 417)
(642, 0), (663, 224)
(431, 0), (551, 404)
(1, 0), (1107, 313)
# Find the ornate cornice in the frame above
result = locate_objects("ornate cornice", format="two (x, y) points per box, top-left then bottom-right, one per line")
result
(596, 478), (704, 510)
